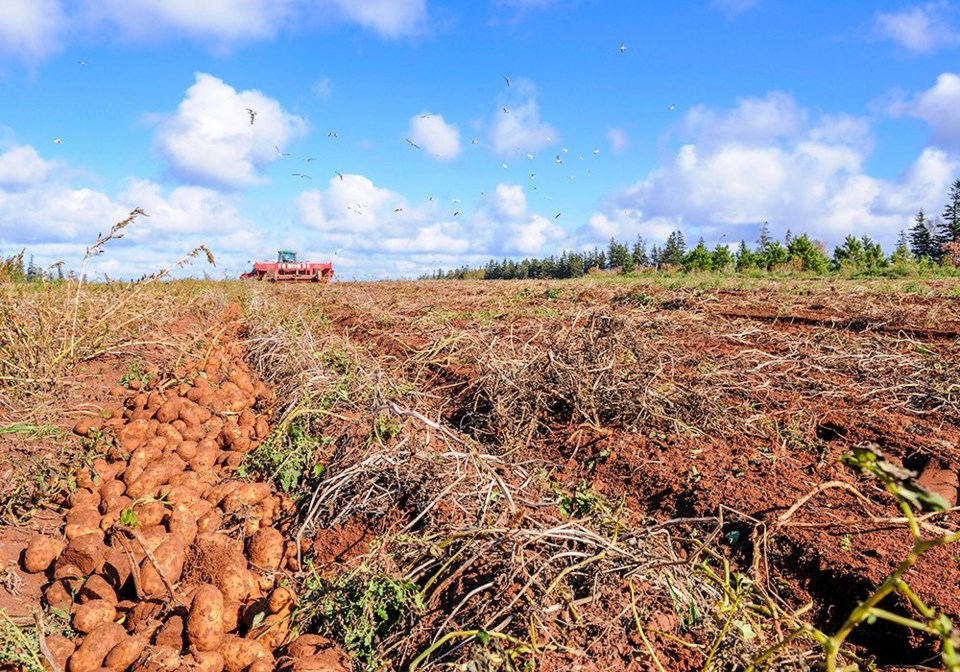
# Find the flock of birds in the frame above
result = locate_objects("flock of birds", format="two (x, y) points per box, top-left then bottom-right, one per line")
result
(51, 46), (679, 259)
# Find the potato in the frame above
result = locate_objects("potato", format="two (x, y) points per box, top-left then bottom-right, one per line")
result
(72, 599), (117, 634)
(125, 599), (164, 636)
(157, 423), (185, 443)
(182, 650), (225, 672)
(117, 419), (151, 452)
(221, 483), (270, 513)
(247, 528), (283, 572)
(22, 534), (66, 573)
(140, 536), (186, 598)
(45, 635), (75, 671)
(103, 632), (147, 671)
(124, 445), (163, 486)
(219, 635), (273, 672)
(155, 398), (182, 424)
(102, 547), (134, 592)
(196, 508), (223, 534)
(168, 505), (199, 546)
(154, 613), (185, 650)
(100, 479), (127, 500)
(69, 488), (101, 510)
(73, 418), (95, 437)
(216, 567), (256, 603)
(68, 621), (125, 672)
(79, 574), (118, 604)
(221, 599), (240, 634)
(268, 586), (296, 615)
(175, 440), (199, 461)
(138, 644), (182, 671)
(127, 455), (185, 499)
(203, 481), (241, 508)
(253, 417), (270, 440)
(180, 424), (207, 442)
(251, 610), (290, 649)
(187, 584), (226, 652)
(44, 579), (74, 613)
(59, 533), (108, 575)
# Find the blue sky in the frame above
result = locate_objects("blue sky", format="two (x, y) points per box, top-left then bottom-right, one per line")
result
(1, 0), (959, 280)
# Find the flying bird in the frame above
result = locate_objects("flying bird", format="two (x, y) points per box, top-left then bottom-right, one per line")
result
(245, 108), (257, 125)
(502, 107), (509, 114)
(555, 155), (563, 164)
(292, 173), (311, 179)
(53, 138), (62, 144)
(394, 207), (403, 212)
(453, 211), (459, 217)
(335, 248), (343, 255)
(471, 139), (479, 145)
(77, 60), (87, 65)
(593, 148), (600, 155)
(504, 75), (511, 87)
(328, 131), (338, 138)
(275, 146), (290, 157)
(501, 163), (508, 169)
(406, 138), (420, 149)
(555, 212), (562, 218)
(620, 42), (626, 53)
(305, 157), (317, 162)
(526, 153), (534, 160)
(668, 104), (677, 112)
(335, 171), (344, 180)
(452, 198), (461, 204)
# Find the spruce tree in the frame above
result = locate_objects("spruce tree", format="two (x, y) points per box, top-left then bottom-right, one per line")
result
(942, 179), (960, 243)
(909, 209), (935, 260)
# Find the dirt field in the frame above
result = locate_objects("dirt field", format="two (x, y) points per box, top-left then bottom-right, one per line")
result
(2, 276), (959, 671)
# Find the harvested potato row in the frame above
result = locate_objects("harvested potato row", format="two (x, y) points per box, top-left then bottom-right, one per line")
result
(21, 327), (337, 672)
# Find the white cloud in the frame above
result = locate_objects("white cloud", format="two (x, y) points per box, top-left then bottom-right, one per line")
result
(579, 93), (959, 253)
(472, 184), (566, 255)
(328, 0), (426, 37)
(607, 127), (631, 154)
(81, 0), (292, 45)
(0, 146), (54, 190)
(406, 113), (461, 160)
(889, 72), (960, 150)
(681, 91), (806, 150)
(153, 73), (309, 189)
(490, 81), (558, 158)
(311, 76), (334, 101)
(0, 0), (65, 60)
(873, 2), (960, 54)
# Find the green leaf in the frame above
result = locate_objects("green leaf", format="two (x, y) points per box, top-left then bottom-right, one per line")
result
(732, 620), (756, 639)
(475, 629), (491, 645)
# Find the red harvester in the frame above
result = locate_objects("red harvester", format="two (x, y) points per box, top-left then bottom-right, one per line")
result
(241, 250), (334, 283)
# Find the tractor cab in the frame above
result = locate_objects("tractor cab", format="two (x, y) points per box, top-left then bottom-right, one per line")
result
(277, 250), (298, 263)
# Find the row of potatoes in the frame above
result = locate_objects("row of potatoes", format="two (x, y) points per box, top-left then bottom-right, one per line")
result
(21, 330), (348, 672)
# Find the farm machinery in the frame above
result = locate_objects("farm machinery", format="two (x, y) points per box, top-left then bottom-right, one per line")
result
(241, 250), (334, 283)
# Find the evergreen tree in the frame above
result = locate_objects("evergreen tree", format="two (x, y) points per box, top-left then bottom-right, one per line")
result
(756, 221), (773, 256)
(607, 237), (634, 273)
(682, 238), (712, 272)
(890, 232), (912, 265)
(660, 231), (686, 267)
(649, 244), (661, 268)
(735, 240), (755, 271)
(631, 235), (650, 268)
(759, 241), (789, 270)
(909, 209), (936, 260)
(711, 243), (735, 271)
(787, 234), (828, 273)
(942, 179), (960, 243)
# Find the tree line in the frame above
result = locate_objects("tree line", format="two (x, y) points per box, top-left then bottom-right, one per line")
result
(426, 179), (960, 280)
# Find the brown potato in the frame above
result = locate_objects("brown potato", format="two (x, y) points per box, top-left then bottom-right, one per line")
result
(196, 508), (223, 534)
(103, 632), (147, 671)
(180, 424), (207, 442)
(44, 579), (74, 613)
(187, 584), (225, 652)
(139, 536), (186, 598)
(221, 483), (270, 513)
(267, 586), (296, 615)
(22, 534), (66, 573)
(219, 635), (273, 672)
(216, 567), (255, 603)
(175, 440), (199, 460)
(133, 500), (168, 529)
(72, 599), (117, 634)
(100, 479), (127, 500)
(78, 574), (118, 604)
(69, 488), (101, 510)
(138, 644), (182, 671)
(154, 613), (186, 650)
(126, 455), (185, 499)
(168, 504), (199, 546)
(59, 533), (108, 575)
(45, 634), (75, 671)
(203, 481), (241, 508)
(247, 528), (283, 571)
(155, 398), (182, 424)
(182, 650), (225, 672)
(68, 621), (125, 672)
